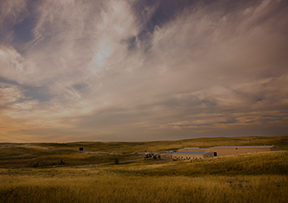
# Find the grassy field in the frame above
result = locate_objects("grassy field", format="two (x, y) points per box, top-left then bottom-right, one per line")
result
(0, 136), (288, 202)
(1, 136), (287, 168)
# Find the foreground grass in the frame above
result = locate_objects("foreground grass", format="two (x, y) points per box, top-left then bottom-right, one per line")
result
(1, 174), (287, 203)
(0, 151), (287, 203)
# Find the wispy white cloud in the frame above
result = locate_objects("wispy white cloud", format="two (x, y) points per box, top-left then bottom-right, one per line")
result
(0, 0), (288, 142)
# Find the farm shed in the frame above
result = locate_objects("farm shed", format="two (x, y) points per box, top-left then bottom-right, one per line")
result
(208, 145), (279, 156)
(178, 148), (209, 152)
(172, 151), (214, 160)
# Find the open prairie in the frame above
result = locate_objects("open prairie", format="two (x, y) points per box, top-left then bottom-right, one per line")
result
(0, 136), (288, 203)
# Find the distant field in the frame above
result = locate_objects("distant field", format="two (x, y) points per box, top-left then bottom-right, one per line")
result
(32, 135), (288, 151)
(0, 136), (287, 168)
(0, 136), (287, 202)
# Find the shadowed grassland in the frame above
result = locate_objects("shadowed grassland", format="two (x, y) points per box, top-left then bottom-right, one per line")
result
(0, 145), (142, 168)
(0, 151), (287, 203)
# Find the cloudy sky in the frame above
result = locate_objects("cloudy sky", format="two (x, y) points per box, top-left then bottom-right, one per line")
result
(0, 0), (288, 142)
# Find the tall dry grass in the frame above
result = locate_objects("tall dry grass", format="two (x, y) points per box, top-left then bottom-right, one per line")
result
(0, 174), (287, 203)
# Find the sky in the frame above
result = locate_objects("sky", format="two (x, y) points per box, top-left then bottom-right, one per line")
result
(0, 0), (288, 142)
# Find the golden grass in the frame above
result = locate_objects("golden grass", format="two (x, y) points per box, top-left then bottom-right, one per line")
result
(0, 174), (287, 203)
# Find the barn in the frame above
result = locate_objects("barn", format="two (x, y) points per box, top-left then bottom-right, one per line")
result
(163, 145), (279, 160)
(208, 145), (279, 156)
(172, 151), (214, 160)
(178, 148), (209, 152)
